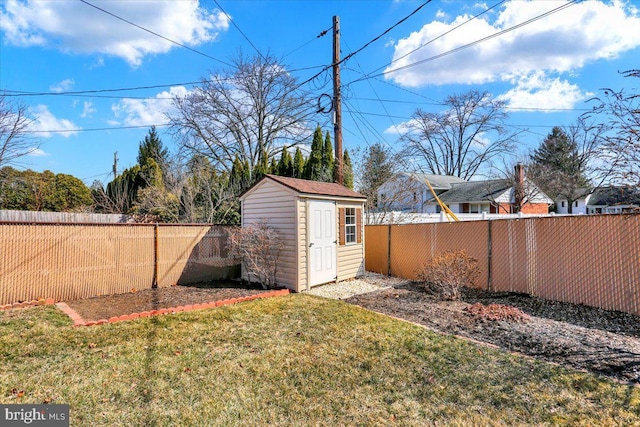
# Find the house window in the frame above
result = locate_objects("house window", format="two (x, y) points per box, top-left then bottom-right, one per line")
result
(469, 203), (490, 214)
(561, 201), (565, 208)
(575, 201), (578, 207)
(345, 208), (356, 244)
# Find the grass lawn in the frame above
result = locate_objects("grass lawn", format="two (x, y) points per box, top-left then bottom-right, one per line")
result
(1, 294), (639, 426)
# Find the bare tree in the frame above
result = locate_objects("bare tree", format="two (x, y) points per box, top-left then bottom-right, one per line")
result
(228, 219), (284, 289)
(400, 90), (519, 180)
(585, 69), (640, 187)
(0, 95), (37, 167)
(168, 53), (315, 180)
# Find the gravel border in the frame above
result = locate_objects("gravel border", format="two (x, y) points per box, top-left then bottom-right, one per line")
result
(303, 272), (410, 300)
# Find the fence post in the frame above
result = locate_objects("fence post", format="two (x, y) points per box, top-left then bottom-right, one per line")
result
(387, 225), (392, 276)
(153, 223), (159, 288)
(487, 219), (492, 291)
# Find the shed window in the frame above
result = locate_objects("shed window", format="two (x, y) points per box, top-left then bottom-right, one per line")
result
(339, 207), (362, 245)
(345, 208), (356, 244)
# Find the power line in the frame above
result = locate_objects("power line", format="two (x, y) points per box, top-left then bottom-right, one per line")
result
(347, 0), (579, 86)
(79, 0), (233, 67)
(23, 123), (172, 134)
(296, 1), (433, 91)
(212, 0), (265, 60)
(358, 0), (506, 83)
(283, 26), (332, 59)
(3, 64), (328, 98)
(341, 1), (432, 66)
(349, 96), (593, 112)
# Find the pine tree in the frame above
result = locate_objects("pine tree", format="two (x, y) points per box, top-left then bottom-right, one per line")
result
(322, 131), (335, 182)
(229, 154), (247, 192)
(304, 125), (323, 180)
(529, 126), (590, 213)
(343, 149), (354, 189)
(360, 143), (394, 208)
(137, 126), (168, 169)
(269, 157), (278, 175)
(252, 148), (270, 183)
(293, 147), (305, 179)
(277, 147), (293, 177)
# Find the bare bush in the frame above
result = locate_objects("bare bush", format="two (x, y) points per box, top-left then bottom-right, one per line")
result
(417, 250), (479, 300)
(464, 303), (530, 323)
(228, 219), (284, 289)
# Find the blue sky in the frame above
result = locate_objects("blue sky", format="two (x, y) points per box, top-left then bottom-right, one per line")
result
(1, 0), (639, 185)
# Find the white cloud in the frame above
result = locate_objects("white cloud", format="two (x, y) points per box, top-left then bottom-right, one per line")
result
(27, 148), (48, 157)
(111, 86), (189, 127)
(385, 0), (640, 87)
(497, 71), (591, 110)
(80, 101), (96, 118)
(1, 0), (230, 67)
(30, 105), (79, 137)
(384, 119), (418, 136)
(49, 78), (74, 93)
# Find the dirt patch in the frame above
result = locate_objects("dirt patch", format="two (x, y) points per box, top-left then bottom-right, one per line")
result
(66, 281), (272, 322)
(346, 282), (640, 385)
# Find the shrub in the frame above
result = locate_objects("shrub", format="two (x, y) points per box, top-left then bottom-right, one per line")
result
(417, 250), (479, 300)
(228, 219), (284, 289)
(464, 303), (530, 323)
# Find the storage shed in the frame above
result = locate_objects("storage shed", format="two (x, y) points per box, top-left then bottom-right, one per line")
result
(240, 174), (367, 292)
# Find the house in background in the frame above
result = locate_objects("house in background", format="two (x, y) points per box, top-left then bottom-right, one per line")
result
(437, 178), (552, 214)
(377, 172), (467, 213)
(377, 165), (553, 214)
(556, 186), (640, 214)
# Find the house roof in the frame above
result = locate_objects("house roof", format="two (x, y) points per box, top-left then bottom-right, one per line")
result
(588, 186), (640, 206)
(438, 179), (512, 203)
(246, 174), (367, 200)
(398, 172), (467, 190)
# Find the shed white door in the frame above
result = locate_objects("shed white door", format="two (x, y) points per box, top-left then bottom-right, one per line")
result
(308, 200), (337, 287)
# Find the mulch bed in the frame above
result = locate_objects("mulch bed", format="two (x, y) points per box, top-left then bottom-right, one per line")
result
(66, 281), (272, 322)
(346, 282), (640, 385)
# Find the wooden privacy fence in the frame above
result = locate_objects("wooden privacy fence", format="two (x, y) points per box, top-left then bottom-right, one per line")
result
(365, 214), (640, 315)
(0, 223), (239, 305)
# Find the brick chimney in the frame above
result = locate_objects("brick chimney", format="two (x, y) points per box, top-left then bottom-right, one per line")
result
(514, 163), (525, 213)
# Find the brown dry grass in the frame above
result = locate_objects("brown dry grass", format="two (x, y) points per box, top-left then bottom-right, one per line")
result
(0, 294), (639, 426)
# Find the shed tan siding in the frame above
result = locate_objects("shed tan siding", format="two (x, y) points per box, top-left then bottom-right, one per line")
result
(336, 201), (365, 282)
(296, 199), (307, 290)
(242, 180), (298, 289)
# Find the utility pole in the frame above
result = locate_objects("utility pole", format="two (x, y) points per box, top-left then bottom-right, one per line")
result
(113, 152), (118, 178)
(333, 15), (343, 185)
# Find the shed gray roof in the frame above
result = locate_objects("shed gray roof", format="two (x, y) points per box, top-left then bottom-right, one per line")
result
(250, 175), (367, 200)
(588, 186), (640, 206)
(399, 172), (467, 190)
(438, 179), (512, 203)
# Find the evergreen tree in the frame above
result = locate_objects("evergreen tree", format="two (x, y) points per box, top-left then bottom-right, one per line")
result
(359, 143), (394, 208)
(277, 147), (293, 177)
(529, 126), (590, 213)
(343, 149), (354, 189)
(252, 148), (270, 183)
(304, 125), (323, 180)
(322, 131), (335, 182)
(269, 157), (278, 175)
(229, 154), (247, 192)
(137, 126), (168, 169)
(293, 147), (305, 179)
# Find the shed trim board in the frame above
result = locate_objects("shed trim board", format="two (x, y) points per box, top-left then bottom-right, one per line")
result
(240, 176), (366, 292)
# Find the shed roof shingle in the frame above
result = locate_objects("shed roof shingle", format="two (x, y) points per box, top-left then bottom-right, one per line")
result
(438, 179), (512, 203)
(257, 175), (367, 199)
